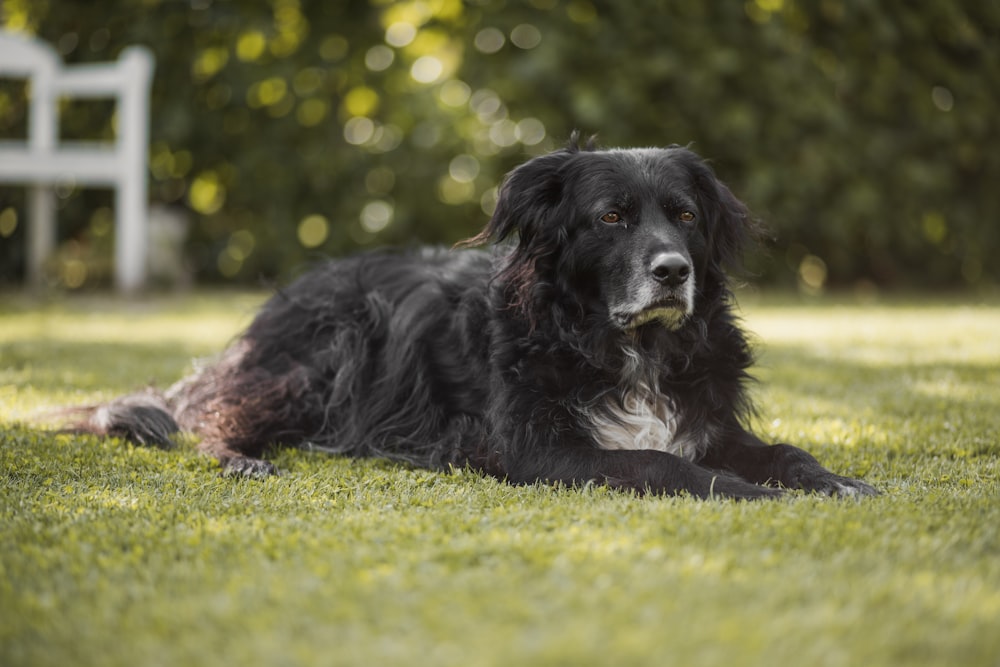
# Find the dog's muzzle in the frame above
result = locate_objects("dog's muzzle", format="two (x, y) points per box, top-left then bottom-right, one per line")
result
(622, 298), (691, 331)
(631, 252), (695, 330)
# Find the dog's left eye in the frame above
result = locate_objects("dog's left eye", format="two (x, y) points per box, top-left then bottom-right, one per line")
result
(679, 211), (697, 223)
(601, 212), (622, 224)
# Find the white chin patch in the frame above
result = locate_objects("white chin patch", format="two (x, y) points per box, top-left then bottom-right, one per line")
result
(626, 306), (689, 331)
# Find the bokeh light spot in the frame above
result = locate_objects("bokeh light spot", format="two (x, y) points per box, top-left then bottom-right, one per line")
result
(188, 172), (225, 215)
(437, 176), (476, 205)
(297, 214), (330, 248)
(449, 154), (480, 183)
(297, 99), (329, 127)
(515, 118), (546, 145)
(474, 28), (505, 54)
(931, 86), (954, 112)
(365, 45), (395, 71)
(510, 24), (542, 49)
(227, 229), (256, 261)
(343, 86), (380, 117)
(360, 200), (394, 233)
(0, 207), (17, 238)
(798, 255), (827, 294)
(385, 22), (417, 48)
(236, 31), (266, 62)
(411, 56), (444, 84)
(319, 35), (348, 61)
(63, 259), (87, 289)
(344, 117), (376, 145)
(438, 80), (471, 107)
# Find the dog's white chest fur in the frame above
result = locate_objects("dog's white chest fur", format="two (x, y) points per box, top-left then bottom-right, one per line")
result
(589, 384), (699, 461)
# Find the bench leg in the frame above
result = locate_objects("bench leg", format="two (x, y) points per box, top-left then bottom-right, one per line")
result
(115, 178), (147, 294)
(26, 185), (55, 289)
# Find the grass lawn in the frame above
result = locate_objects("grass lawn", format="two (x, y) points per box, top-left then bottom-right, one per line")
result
(2, 290), (998, 667)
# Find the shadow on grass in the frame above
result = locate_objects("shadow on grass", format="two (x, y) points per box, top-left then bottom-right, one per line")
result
(754, 343), (1000, 457)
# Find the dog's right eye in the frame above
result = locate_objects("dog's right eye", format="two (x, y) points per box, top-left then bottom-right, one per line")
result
(600, 212), (622, 224)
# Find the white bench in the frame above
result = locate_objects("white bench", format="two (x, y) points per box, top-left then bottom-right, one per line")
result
(0, 31), (154, 292)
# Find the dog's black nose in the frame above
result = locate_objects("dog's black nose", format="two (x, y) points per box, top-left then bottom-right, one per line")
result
(650, 253), (691, 288)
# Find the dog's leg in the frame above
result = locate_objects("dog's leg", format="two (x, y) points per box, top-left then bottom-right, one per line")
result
(199, 440), (280, 479)
(218, 454), (280, 478)
(169, 343), (316, 480)
(501, 446), (783, 500)
(701, 433), (878, 498)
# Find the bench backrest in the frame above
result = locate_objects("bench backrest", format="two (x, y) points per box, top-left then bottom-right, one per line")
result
(0, 31), (155, 292)
(0, 31), (154, 182)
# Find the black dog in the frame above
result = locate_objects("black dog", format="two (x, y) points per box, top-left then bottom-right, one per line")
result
(78, 140), (876, 499)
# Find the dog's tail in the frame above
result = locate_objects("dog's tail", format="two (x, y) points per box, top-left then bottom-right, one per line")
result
(60, 390), (179, 449)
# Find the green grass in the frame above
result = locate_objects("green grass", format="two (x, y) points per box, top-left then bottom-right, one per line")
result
(2, 291), (999, 667)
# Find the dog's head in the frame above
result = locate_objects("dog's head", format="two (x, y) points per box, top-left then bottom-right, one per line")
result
(469, 139), (755, 332)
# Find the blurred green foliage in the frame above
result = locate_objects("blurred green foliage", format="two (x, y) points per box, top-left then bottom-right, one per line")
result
(0, 0), (997, 290)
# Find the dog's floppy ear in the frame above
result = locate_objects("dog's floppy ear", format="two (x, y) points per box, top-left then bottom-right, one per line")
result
(702, 176), (755, 270)
(459, 147), (577, 249)
(457, 145), (580, 322)
(680, 150), (760, 278)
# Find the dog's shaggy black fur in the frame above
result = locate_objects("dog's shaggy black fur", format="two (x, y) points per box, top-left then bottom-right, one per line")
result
(76, 140), (877, 499)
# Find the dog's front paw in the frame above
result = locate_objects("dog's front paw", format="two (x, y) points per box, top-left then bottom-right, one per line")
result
(796, 471), (878, 498)
(221, 456), (280, 479)
(769, 444), (878, 498)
